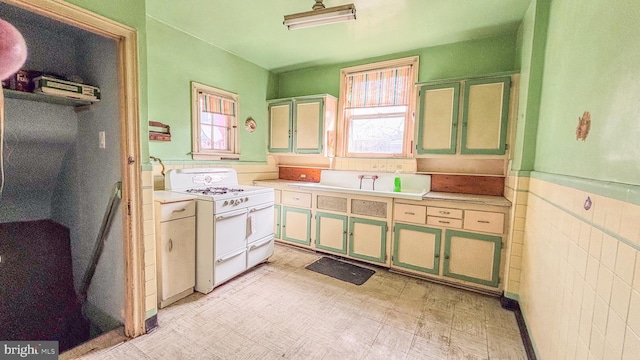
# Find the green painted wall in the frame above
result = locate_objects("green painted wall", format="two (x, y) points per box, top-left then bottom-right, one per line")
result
(511, 0), (550, 172)
(146, 17), (276, 162)
(276, 33), (519, 99)
(533, 0), (640, 185)
(65, 0), (149, 161)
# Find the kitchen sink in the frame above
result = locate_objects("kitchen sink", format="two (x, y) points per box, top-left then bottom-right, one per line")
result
(293, 170), (431, 200)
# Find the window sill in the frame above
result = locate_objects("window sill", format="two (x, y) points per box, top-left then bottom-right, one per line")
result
(192, 153), (240, 161)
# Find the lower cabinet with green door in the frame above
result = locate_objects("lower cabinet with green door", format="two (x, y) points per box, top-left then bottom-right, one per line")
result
(391, 199), (506, 291)
(348, 217), (388, 264)
(281, 206), (312, 246)
(315, 212), (347, 254)
(443, 229), (502, 287)
(392, 223), (441, 275)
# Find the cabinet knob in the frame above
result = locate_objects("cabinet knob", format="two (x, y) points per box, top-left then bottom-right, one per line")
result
(444, 254), (449, 260)
(168, 239), (173, 252)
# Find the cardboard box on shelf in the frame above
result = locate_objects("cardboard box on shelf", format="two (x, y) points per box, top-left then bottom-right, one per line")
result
(6, 70), (42, 92)
(33, 75), (100, 101)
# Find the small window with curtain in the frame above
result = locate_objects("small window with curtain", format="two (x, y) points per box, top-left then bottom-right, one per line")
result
(339, 56), (418, 158)
(191, 81), (239, 160)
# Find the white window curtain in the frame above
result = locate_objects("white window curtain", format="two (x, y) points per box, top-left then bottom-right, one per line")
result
(345, 66), (411, 109)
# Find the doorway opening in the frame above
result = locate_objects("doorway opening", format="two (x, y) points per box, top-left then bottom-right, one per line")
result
(0, 0), (144, 351)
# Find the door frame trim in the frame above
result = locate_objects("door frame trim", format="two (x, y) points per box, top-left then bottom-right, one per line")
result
(3, 0), (145, 337)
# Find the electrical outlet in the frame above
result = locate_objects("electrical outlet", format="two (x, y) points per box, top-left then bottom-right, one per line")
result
(99, 131), (106, 148)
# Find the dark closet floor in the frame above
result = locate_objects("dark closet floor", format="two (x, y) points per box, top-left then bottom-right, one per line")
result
(0, 220), (89, 351)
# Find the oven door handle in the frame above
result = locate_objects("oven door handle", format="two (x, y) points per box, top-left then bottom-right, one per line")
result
(215, 209), (247, 221)
(249, 203), (273, 213)
(216, 248), (245, 263)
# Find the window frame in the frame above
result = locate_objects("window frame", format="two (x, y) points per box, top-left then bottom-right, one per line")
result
(191, 81), (240, 160)
(337, 56), (419, 158)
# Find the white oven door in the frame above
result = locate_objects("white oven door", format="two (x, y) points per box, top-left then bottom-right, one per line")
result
(246, 203), (275, 244)
(214, 208), (247, 257)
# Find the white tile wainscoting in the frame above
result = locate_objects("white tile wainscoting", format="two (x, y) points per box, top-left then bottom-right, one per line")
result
(512, 174), (640, 359)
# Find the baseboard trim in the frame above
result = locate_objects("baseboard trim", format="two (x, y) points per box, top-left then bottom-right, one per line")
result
(500, 295), (537, 360)
(145, 314), (158, 334)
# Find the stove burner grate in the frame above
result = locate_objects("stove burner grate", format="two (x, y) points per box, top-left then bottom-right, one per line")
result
(186, 187), (245, 196)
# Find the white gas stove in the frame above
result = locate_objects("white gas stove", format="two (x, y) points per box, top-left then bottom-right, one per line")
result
(165, 168), (274, 294)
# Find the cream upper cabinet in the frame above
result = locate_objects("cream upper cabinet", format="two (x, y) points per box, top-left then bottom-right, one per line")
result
(416, 75), (512, 156)
(267, 100), (293, 152)
(416, 83), (460, 154)
(267, 95), (337, 155)
(461, 77), (511, 154)
(294, 99), (322, 152)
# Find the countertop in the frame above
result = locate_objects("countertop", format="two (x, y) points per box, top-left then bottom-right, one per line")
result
(153, 191), (197, 204)
(254, 180), (511, 207)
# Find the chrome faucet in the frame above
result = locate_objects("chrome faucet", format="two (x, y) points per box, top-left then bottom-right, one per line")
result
(358, 175), (379, 190)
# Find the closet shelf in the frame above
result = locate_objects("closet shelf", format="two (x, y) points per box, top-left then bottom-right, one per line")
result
(3, 89), (94, 107)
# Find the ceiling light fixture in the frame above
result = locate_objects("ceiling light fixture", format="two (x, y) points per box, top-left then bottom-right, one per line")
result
(283, 0), (356, 30)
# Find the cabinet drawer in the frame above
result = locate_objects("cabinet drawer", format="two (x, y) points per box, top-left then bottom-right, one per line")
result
(427, 216), (462, 229)
(394, 204), (426, 224)
(463, 210), (504, 234)
(161, 201), (196, 222)
(274, 189), (282, 204)
(427, 207), (463, 219)
(281, 191), (312, 208)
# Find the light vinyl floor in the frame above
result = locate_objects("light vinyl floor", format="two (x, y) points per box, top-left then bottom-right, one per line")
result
(75, 244), (527, 359)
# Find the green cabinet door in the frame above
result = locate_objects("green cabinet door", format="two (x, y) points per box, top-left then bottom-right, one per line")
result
(281, 207), (312, 246)
(348, 217), (387, 264)
(315, 212), (347, 254)
(443, 229), (502, 287)
(393, 223), (441, 275)
(268, 100), (293, 152)
(416, 82), (460, 154)
(461, 76), (511, 155)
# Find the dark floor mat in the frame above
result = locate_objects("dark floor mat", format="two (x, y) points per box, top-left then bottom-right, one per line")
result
(305, 257), (375, 285)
